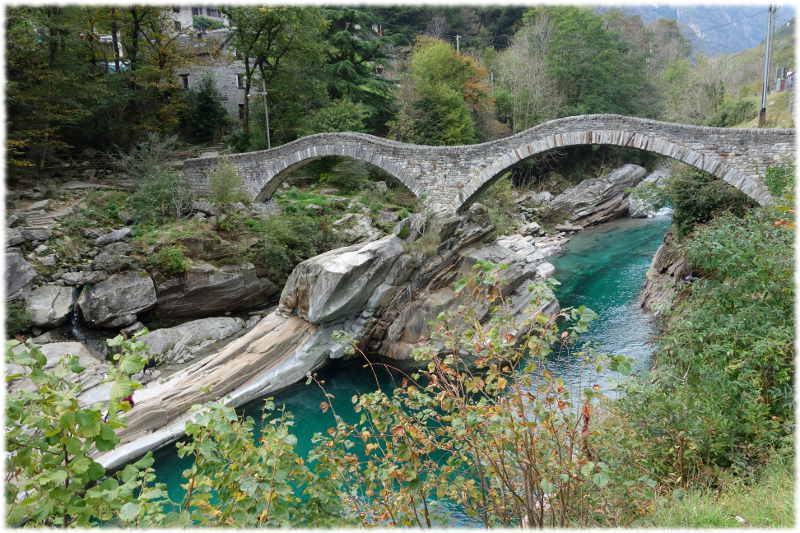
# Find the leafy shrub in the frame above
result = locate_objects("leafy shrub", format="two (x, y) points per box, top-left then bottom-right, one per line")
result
(617, 204), (794, 485)
(706, 98), (757, 127)
(209, 156), (248, 208)
(148, 245), (189, 277)
(129, 168), (190, 225)
(121, 133), (190, 225)
(6, 300), (32, 336)
(665, 167), (753, 238)
(5, 336), (161, 527)
(248, 212), (336, 280)
(764, 163), (794, 198)
(299, 98), (370, 135)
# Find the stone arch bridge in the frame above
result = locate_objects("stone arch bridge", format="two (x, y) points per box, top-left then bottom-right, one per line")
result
(183, 114), (794, 213)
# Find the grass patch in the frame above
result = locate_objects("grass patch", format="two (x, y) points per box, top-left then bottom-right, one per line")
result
(639, 453), (794, 528)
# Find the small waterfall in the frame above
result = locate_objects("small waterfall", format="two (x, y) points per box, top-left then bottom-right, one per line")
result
(68, 308), (112, 359)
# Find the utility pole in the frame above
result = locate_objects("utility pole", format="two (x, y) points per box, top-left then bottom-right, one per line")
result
(250, 79), (271, 149)
(759, 5), (776, 127)
(455, 34), (460, 54)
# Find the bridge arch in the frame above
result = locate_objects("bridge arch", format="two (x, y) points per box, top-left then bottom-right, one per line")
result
(251, 140), (416, 202)
(456, 129), (770, 212)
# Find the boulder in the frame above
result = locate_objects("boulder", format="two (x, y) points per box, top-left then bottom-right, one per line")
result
(138, 317), (246, 365)
(191, 200), (218, 216)
(6, 250), (38, 299)
(8, 341), (107, 394)
(21, 227), (52, 242)
(24, 284), (75, 327)
(61, 270), (108, 286)
(92, 242), (133, 273)
(332, 213), (382, 244)
(279, 235), (405, 324)
(154, 262), (279, 319)
(95, 227), (133, 246)
(6, 228), (25, 246)
(550, 164), (648, 226)
(77, 271), (157, 328)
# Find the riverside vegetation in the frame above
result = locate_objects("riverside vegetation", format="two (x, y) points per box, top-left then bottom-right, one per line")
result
(5, 4), (795, 528)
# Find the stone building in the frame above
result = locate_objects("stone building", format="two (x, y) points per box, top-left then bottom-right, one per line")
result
(175, 29), (247, 120)
(165, 7), (245, 121)
(166, 5), (228, 33)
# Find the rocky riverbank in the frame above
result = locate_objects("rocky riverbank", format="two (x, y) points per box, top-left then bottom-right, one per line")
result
(6, 161), (672, 469)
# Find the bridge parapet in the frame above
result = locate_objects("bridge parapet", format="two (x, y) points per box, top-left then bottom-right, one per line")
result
(183, 114), (794, 213)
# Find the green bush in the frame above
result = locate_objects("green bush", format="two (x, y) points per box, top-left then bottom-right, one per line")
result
(617, 204), (794, 485)
(247, 212), (337, 280)
(6, 300), (32, 336)
(480, 173), (520, 235)
(665, 167), (753, 238)
(148, 245), (189, 277)
(764, 163), (794, 198)
(706, 98), (757, 127)
(209, 156), (248, 208)
(129, 169), (190, 225)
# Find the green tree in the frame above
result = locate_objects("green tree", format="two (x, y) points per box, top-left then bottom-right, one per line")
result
(523, 6), (648, 116)
(388, 36), (490, 145)
(221, 7), (327, 140)
(179, 75), (230, 143)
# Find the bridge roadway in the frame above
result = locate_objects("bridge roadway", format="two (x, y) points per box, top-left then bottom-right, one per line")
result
(183, 114), (795, 213)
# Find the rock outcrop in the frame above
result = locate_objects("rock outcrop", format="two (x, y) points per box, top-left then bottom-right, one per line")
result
(154, 261), (279, 319)
(77, 271), (157, 327)
(138, 317), (246, 365)
(279, 235), (405, 324)
(91, 209), (567, 470)
(332, 213), (382, 244)
(640, 230), (690, 315)
(550, 164), (648, 226)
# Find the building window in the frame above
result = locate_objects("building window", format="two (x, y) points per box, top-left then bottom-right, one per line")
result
(238, 104), (245, 120)
(236, 74), (245, 89)
(192, 7), (201, 16)
(180, 74), (189, 89)
(174, 21), (181, 32)
(207, 8), (220, 17)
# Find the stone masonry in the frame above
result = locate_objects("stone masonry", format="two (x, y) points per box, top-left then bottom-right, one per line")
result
(183, 114), (795, 214)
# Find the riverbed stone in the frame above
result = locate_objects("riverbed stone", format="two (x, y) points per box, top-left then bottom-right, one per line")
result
(24, 284), (75, 327)
(95, 227), (133, 246)
(138, 317), (246, 365)
(77, 271), (157, 327)
(332, 213), (382, 244)
(8, 341), (108, 393)
(550, 164), (648, 226)
(61, 270), (108, 286)
(154, 261), (279, 319)
(6, 250), (38, 299)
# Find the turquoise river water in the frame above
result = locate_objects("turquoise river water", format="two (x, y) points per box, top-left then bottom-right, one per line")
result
(151, 214), (672, 515)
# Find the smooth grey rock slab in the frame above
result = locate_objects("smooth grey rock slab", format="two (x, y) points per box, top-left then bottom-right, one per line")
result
(77, 271), (157, 328)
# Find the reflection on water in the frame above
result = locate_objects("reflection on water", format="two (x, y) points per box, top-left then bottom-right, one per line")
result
(152, 215), (672, 521)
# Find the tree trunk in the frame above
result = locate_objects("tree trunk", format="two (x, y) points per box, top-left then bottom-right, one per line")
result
(111, 8), (121, 73)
